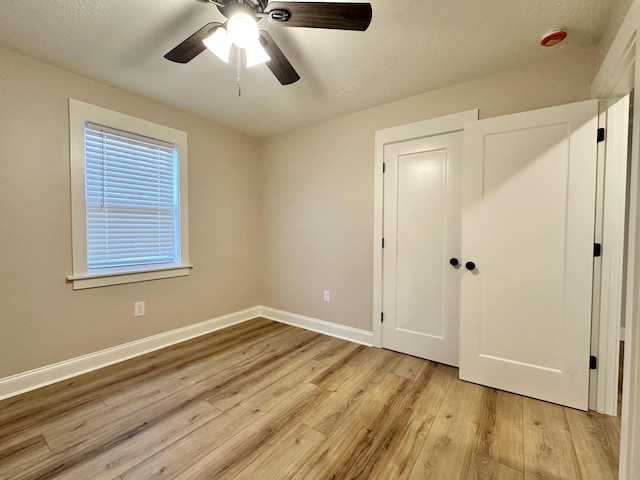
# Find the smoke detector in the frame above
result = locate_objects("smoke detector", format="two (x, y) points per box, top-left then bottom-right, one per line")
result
(540, 29), (568, 47)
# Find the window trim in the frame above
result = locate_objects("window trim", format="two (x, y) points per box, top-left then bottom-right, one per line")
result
(68, 99), (191, 290)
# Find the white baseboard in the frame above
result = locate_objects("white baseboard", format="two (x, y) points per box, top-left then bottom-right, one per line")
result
(257, 305), (373, 346)
(0, 306), (261, 401)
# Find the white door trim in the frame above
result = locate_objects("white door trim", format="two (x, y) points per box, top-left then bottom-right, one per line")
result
(592, 2), (640, 477)
(372, 110), (478, 348)
(593, 96), (630, 416)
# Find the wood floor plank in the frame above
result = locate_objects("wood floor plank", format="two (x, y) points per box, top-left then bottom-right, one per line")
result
(408, 379), (486, 479)
(373, 364), (456, 480)
(0, 394), (105, 451)
(41, 368), (229, 454)
(0, 435), (50, 479)
(16, 320), (281, 432)
(176, 386), (329, 479)
(312, 338), (361, 366)
(0, 319), (621, 480)
(6, 325), (306, 479)
(466, 453), (524, 480)
(495, 390), (525, 473)
(43, 318), (276, 395)
(310, 344), (401, 394)
(97, 323), (313, 411)
(393, 353), (435, 380)
(299, 385), (366, 436)
(118, 362), (326, 480)
(206, 330), (330, 410)
(408, 364), (456, 416)
(97, 320), (291, 407)
(41, 318), (283, 402)
(10, 389), (221, 480)
(290, 372), (410, 479)
(327, 364), (442, 480)
(474, 389), (525, 474)
(44, 401), (222, 480)
(40, 397), (118, 451)
(523, 397), (582, 480)
(475, 388), (498, 460)
(299, 349), (405, 436)
(565, 408), (619, 479)
(232, 422), (325, 480)
(0, 388), (46, 417)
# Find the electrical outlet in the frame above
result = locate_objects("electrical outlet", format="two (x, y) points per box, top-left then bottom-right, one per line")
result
(134, 301), (146, 317)
(323, 290), (330, 302)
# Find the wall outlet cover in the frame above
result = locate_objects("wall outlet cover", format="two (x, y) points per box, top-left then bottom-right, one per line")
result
(134, 301), (146, 317)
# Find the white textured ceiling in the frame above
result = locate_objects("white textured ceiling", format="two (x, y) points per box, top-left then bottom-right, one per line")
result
(0, 0), (615, 137)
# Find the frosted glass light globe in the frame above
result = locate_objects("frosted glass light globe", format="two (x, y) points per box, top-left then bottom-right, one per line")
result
(227, 13), (259, 49)
(202, 27), (232, 63)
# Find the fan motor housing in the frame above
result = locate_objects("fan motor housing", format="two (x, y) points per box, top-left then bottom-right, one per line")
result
(209, 0), (267, 19)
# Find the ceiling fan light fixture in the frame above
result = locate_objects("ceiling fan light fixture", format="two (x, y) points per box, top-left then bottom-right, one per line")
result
(203, 26), (232, 63)
(245, 41), (271, 67)
(166, 1), (374, 86)
(227, 12), (259, 49)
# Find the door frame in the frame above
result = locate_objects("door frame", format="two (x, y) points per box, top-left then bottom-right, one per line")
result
(592, 3), (640, 477)
(590, 96), (630, 416)
(372, 109), (478, 348)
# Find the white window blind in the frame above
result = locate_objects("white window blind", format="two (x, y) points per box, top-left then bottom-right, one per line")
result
(84, 122), (180, 271)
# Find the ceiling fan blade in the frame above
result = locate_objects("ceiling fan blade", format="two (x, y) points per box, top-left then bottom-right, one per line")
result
(164, 22), (222, 63)
(259, 30), (300, 85)
(265, 2), (372, 31)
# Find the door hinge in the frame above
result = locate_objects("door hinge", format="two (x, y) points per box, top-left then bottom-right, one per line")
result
(597, 128), (605, 143)
(381, 312), (384, 323)
(594, 243), (602, 257)
(383, 162), (386, 173)
(590, 355), (597, 370)
(382, 238), (385, 248)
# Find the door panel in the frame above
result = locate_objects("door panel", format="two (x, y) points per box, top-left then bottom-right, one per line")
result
(460, 100), (599, 410)
(479, 124), (568, 367)
(383, 131), (462, 366)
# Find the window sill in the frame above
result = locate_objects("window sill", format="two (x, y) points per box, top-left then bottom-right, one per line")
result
(67, 265), (193, 290)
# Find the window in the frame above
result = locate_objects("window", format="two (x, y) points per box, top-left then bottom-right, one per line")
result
(68, 99), (191, 289)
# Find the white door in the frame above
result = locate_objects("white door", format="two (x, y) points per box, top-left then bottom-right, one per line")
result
(460, 99), (599, 410)
(382, 131), (463, 366)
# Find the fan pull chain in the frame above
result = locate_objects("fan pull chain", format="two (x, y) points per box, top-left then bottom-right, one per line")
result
(236, 48), (242, 97)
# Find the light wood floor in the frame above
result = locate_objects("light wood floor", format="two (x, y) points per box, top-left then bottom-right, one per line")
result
(0, 318), (621, 479)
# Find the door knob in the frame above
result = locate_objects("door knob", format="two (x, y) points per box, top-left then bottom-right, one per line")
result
(465, 261), (476, 271)
(449, 258), (459, 267)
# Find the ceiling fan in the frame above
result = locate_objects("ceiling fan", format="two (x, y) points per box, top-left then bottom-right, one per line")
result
(164, 0), (373, 85)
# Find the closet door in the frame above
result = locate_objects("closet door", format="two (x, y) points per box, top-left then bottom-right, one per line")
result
(460, 100), (598, 410)
(382, 131), (463, 366)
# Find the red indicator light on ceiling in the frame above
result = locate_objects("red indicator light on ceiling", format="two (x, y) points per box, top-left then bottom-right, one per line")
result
(540, 29), (567, 47)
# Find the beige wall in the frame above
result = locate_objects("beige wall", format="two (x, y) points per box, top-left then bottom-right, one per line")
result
(0, 46), (262, 378)
(260, 48), (597, 331)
